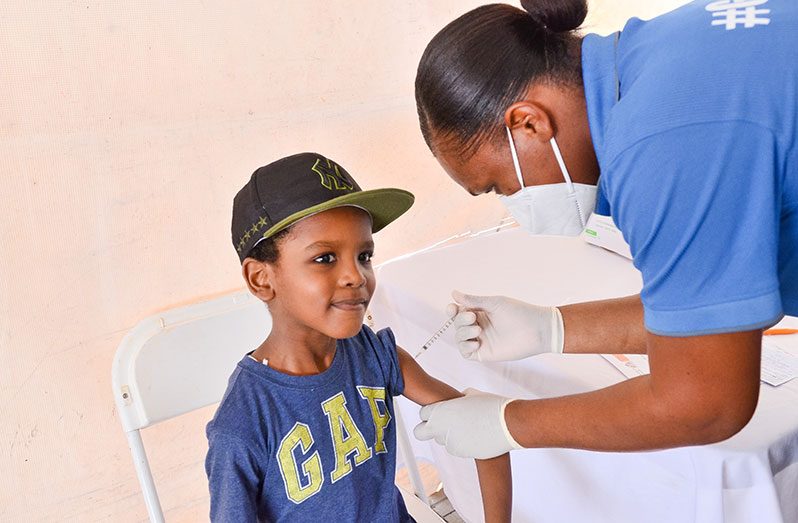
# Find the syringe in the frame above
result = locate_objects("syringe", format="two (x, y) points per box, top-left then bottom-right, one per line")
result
(413, 316), (456, 359)
(366, 310), (457, 359)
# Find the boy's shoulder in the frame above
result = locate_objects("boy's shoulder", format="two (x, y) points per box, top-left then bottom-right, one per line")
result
(346, 325), (404, 397)
(348, 324), (397, 352)
(345, 325), (401, 369)
(206, 358), (272, 443)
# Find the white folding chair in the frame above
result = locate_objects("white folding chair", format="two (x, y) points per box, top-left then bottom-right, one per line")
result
(112, 290), (440, 522)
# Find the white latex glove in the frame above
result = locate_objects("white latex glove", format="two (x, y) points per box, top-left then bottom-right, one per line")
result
(445, 290), (564, 361)
(413, 388), (523, 459)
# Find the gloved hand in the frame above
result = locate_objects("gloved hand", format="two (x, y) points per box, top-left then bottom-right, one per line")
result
(446, 290), (564, 361)
(413, 388), (523, 459)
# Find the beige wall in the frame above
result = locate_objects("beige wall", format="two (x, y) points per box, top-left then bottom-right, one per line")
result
(1, 1), (688, 521)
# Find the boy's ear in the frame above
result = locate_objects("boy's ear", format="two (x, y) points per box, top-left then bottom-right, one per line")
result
(242, 258), (276, 302)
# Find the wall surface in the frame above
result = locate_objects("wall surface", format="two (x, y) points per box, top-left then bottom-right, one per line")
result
(1, 1), (688, 521)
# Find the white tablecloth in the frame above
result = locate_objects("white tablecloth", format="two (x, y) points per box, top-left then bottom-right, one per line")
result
(370, 229), (798, 523)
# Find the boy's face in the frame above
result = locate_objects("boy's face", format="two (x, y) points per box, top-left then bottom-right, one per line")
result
(265, 206), (376, 340)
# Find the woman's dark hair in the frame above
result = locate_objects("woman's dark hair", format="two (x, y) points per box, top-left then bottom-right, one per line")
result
(415, 1), (587, 157)
(246, 227), (292, 264)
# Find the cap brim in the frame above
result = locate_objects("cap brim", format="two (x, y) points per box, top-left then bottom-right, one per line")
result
(259, 188), (414, 241)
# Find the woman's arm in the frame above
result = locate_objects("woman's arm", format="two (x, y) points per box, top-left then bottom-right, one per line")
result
(397, 347), (512, 523)
(415, 329), (762, 459)
(560, 294), (647, 354)
(447, 292), (646, 361)
(506, 329), (762, 450)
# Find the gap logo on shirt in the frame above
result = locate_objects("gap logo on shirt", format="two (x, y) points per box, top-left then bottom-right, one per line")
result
(276, 386), (392, 504)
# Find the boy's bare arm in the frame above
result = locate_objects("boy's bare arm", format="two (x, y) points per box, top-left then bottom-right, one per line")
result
(397, 347), (512, 523)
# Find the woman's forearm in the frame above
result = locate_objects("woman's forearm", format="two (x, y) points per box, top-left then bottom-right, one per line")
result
(505, 329), (761, 451)
(505, 376), (696, 451)
(560, 294), (646, 354)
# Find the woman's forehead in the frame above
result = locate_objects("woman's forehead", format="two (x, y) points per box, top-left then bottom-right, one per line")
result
(434, 138), (507, 190)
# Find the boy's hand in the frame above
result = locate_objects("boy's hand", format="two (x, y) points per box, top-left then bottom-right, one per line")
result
(447, 290), (564, 361)
(413, 388), (523, 459)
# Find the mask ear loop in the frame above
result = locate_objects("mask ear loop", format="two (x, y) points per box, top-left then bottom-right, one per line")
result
(505, 126), (526, 190)
(550, 136), (587, 227)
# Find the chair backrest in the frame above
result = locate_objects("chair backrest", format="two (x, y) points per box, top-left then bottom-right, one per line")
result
(111, 291), (271, 522)
(113, 291), (271, 433)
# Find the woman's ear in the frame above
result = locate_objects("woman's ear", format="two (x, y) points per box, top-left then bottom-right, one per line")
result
(504, 100), (554, 143)
(242, 258), (276, 302)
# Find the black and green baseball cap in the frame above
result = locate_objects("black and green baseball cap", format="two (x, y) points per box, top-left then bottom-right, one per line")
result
(232, 152), (414, 262)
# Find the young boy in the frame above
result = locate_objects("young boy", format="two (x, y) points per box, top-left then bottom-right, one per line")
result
(206, 153), (512, 522)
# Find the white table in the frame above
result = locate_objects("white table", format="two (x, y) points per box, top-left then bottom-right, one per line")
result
(370, 229), (798, 523)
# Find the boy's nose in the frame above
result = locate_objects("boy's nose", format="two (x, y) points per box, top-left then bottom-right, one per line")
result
(339, 260), (367, 287)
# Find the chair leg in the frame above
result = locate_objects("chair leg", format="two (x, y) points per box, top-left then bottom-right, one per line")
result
(394, 400), (429, 504)
(126, 430), (166, 523)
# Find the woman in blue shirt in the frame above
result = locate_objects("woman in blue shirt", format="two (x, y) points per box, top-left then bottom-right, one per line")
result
(413, 0), (798, 457)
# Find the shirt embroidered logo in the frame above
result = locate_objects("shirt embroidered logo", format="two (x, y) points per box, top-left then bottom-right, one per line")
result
(705, 0), (771, 30)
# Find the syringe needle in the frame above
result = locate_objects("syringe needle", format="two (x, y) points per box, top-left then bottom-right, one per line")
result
(413, 315), (456, 359)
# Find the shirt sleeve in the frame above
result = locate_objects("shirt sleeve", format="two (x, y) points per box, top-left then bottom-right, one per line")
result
(365, 326), (405, 397)
(604, 120), (784, 335)
(205, 430), (262, 522)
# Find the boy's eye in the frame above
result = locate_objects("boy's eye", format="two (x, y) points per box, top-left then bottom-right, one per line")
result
(359, 251), (373, 263)
(314, 253), (336, 264)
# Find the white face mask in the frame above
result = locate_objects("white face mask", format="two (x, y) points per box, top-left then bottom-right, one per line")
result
(500, 126), (597, 236)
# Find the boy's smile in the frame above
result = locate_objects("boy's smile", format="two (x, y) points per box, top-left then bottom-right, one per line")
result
(331, 297), (369, 311)
(254, 206), (377, 358)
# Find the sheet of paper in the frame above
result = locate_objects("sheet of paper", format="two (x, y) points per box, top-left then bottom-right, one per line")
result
(761, 339), (798, 386)
(602, 341), (798, 386)
(601, 354), (650, 379)
(581, 213), (633, 259)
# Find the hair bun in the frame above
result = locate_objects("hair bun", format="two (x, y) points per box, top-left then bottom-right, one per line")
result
(520, 0), (588, 32)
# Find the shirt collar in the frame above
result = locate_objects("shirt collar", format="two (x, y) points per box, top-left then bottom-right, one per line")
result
(581, 32), (619, 161)
(581, 32), (619, 216)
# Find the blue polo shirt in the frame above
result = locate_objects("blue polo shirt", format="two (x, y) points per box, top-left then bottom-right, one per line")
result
(583, 0), (798, 335)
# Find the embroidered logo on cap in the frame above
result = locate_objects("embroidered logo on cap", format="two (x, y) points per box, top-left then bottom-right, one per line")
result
(312, 158), (354, 191)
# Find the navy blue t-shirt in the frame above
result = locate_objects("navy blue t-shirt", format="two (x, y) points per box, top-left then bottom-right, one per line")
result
(205, 326), (413, 522)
